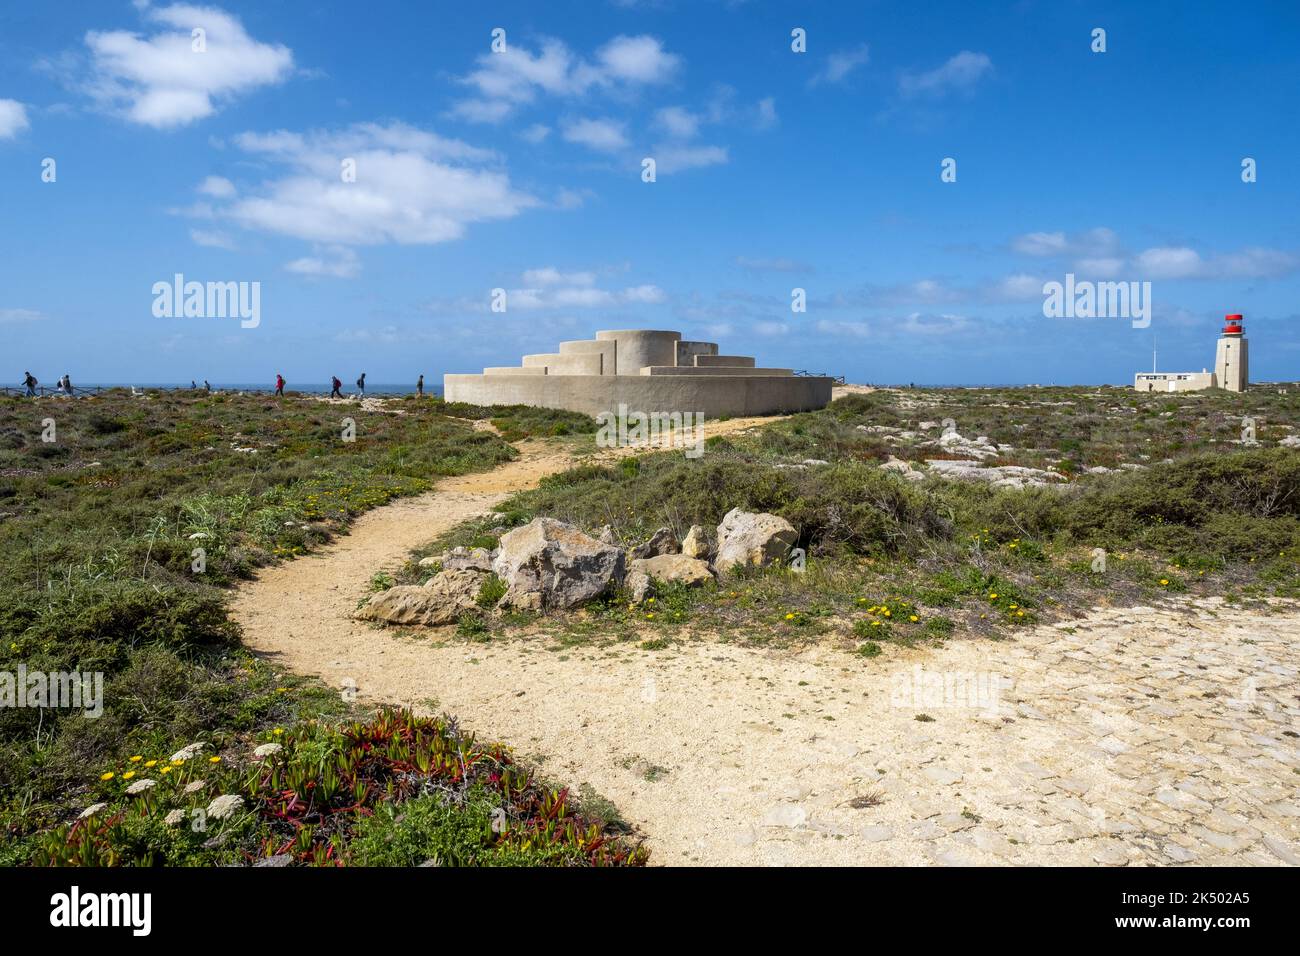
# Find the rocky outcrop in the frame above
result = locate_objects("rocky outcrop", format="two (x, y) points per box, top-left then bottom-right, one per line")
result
(631, 553), (715, 586)
(442, 546), (494, 573)
(681, 524), (712, 560)
(880, 456), (926, 483)
(493, 517), (626, 611)
(630, 527), (678, 560)
(714, 508), (797, 574)
(924, 459), (1065, 489)
(356, 568), (491, 625)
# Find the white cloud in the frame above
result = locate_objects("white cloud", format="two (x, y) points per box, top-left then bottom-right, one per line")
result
(0, 99), (30, 138)
(597, 35), (679, 84)
(520, 123), (551, 143)
(1012, 227), (1120, 259)
(755, 96), (778, 130)
(197, 174), (235, 197)
(0, 308), (43, 323)
(653, 143), (728, 174)
(189, 227), (237, 249)
(809, 45), (869, 87)
(561, 117), (627, 152)
(754, 321), (789, 336)
(83, 3), (294, 127)
(654, 105), (701, 139)
(201, 121), (533, 246)
(1133, 245), (1300, 280)
(449, 34), (678, 123)
(522, 267), (596, 287)
(899, 51), (992, 98)
(507, 270), (664, 310)
(285, 245), (360, 278)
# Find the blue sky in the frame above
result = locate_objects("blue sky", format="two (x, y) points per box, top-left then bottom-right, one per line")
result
(1, 0), (1297, 386)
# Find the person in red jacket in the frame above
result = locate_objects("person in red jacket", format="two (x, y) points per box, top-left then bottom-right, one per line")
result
(330, 375), (342, 399)
(275, 373), (285, 397)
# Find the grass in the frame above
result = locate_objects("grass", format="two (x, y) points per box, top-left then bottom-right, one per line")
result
(411, 384), (1300, 650)
(0, 389), (642, 866)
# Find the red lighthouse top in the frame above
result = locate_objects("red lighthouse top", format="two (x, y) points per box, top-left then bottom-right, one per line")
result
(1222, 313), (1243, 336)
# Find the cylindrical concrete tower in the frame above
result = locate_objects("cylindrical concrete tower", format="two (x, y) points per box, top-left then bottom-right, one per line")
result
(595, 329), (680, 375)
(1214, 314), (1248, 392)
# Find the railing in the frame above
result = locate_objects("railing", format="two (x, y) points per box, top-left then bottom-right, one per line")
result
(793, 370), (847, 386)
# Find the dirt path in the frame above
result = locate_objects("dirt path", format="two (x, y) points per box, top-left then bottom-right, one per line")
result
(233, 424), (1300, 867)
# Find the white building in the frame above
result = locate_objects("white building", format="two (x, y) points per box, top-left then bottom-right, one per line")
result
(1133, 314), (1249, 393)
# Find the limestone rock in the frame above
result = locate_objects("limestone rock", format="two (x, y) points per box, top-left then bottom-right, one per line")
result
(630, 553), (715, 589)
(626, 569), (654, 603)
(924, 459), (1065, 489)
(714, 508), (797, 574)
(681, 524), (712, 560)
(597, 525), (617, 545)
(356, 568), (491, 625)
(630, 526), (678, 560)
(493, 517), (625, 611)
(880, 456), (926, 483)
(441, 546), (494, 573)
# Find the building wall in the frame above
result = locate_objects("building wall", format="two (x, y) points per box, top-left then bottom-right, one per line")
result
(1133, 372), (1216, 393)
(1215, 336), (1248, 392)
(594, 330), (680, 374)
(676, 340), (718, 367)
(444, 372), (833, 418)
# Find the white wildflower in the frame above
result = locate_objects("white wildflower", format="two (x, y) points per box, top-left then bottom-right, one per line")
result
(169, 742), (205, 762)
(206, 794), (244, 820)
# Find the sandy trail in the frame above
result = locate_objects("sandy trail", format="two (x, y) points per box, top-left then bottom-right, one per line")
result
(232, 422), (1300, 867)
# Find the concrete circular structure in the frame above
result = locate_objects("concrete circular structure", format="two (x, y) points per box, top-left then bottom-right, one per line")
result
(595, 330), (680, 375)
(444, 328), (834, 418)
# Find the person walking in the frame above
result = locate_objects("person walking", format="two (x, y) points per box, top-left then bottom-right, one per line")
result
(61, 374), (72, 395)
(330, 375), (343, 399)
(191, 380), (197, 390)
(416, 374), (424, 397)
(204, 379), (211, 394)
(23, 371), (37, 397)
(355, 372), (366, 397)
(275, 373), (285, 397)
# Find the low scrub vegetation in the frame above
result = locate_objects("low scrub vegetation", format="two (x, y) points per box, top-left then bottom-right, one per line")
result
(416, 386), (1300, 649)
(1, 390), (634, 865)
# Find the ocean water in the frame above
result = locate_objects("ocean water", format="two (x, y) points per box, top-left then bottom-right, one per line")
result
(67, 382), (445, 397)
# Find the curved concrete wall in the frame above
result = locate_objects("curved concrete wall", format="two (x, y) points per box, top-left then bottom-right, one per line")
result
(444, 372), (833, 418)
(595, 329), (680, 374)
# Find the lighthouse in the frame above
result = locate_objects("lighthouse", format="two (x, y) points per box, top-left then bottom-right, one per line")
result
(1214, 314), (1249, 392)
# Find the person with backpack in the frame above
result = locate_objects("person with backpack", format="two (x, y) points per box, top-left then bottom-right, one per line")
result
(416, 374), (424, 397)
(60, 374), (73, 395)
(275, 373), (285, 397)
(356, 372), (366, 397)
(330, 375), (343, 399)
(22, 371), (37, 397)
